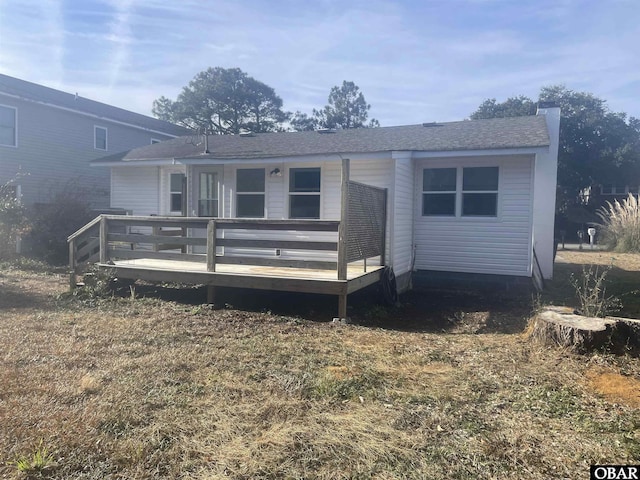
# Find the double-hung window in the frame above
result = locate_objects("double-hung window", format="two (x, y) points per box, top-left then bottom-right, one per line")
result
(170, 173), (185, 214)
(0, 105), (17, 147)
(289, 168), (320, 219)
(462, 167), (499, 216)
(95, 126), (107, 150)
(422, 166), (499, 217)
(422, 168), (456, 216)
(236, 168), (265, 218)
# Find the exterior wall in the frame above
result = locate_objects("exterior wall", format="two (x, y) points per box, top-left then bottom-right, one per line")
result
(388, 153), (414, 289)
(153, 159), (395, 264)
(532, 107), (561, 279)
(111, 166), (160, 216)
(0, 95), (176, 208)
(414, 155), (534, 277)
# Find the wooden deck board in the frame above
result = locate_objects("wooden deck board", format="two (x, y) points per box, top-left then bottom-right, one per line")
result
(98, 258), (384, 297)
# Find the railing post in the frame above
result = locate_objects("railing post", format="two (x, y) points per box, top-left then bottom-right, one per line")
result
(99, 216), (108, 264)
(337, 158), (350, 280)
(69, 239), (77, 289)
(207, 220), (216, 272)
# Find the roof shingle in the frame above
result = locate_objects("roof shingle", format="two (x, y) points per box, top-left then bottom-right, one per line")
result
(0, 74), (190, 137)
(94, 115), (550, 164)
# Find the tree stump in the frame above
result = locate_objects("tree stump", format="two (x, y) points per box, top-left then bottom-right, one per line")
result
(528, 306), (640, 355)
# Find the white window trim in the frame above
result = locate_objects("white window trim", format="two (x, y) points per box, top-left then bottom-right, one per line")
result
(235, 168), (266, 218)
(421, 165), (501, 220)
(94, 125), (108, 151)
(168, 171), (185, 215)
(288, 166), (322, 219)
(422, 167), (456, 217)
(0, 104), (18, 148)
(150, 138), (162, 144)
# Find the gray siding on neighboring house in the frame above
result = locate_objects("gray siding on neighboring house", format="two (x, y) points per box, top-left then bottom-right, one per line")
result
(0, 95), (177, 208)
(414, 154), (534, 277)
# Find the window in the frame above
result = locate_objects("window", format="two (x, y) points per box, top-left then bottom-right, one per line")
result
(170, 173), (185, 213)
(95, 126), (107, 150)
(462, 167), (498, 216)
(422, 168), (456, 216)
(236, 168), (265, 218)
(422, 166), (499, 218)
(0, 105), (16, 147)
(289, 168), (320, 219)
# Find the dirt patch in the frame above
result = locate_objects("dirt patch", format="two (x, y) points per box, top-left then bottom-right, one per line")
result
(556, 250), (640, 270)
(586, 367), (640, 408)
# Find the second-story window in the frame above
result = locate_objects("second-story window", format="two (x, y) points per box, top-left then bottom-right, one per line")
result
(95, 126), (107, 150)
(0, 105), (17, 147)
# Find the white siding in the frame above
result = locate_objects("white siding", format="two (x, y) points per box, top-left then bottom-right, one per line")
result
(390, 155), (414, 277)
(414, 155), (534, 277)
(110, 166), (159, 216)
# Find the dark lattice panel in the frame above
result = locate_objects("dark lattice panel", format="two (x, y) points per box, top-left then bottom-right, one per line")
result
(346, 181), (387, 262)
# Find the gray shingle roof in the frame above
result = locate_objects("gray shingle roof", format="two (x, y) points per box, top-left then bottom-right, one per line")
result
(0, 74), (190, 137)
(93, 115), (550, 164)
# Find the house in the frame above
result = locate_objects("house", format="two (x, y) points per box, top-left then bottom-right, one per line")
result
(0, 74), (189, 208)
(77, 105), (559, 316)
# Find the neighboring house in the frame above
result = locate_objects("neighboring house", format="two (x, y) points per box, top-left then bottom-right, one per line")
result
(0, 74), (189, 208)
(91, 105), (560, 290)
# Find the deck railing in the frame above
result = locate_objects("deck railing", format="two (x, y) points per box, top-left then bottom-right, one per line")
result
(68, 159), (388, 292)
(68, 215), (383, 286)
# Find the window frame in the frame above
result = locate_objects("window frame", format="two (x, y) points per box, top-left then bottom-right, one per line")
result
(150, 138), (161, 144)
(169, 172), (185, 215)
(0, 104), (17, 147)
(288, 167), (321, 219)
(461, 166), (499, 217)
(422, 167), (457, 217)
(421, 165), (500, 219)
(235, 168), (266, 218)
(94, 126), (108, 151)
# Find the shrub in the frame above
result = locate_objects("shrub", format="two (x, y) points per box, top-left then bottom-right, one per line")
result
(23, 186), (95, 265)
(569, 264), (621, 318)
(0, 178), (30, 259)
(597, 194), (640, 252)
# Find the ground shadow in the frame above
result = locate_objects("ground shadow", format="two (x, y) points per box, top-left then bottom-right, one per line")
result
(124, 280), (535, 335)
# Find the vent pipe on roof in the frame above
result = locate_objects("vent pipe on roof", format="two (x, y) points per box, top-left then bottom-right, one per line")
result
(204, 134), (209, 154)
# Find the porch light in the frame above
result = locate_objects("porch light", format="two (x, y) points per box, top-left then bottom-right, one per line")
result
(269, 167), (282, 177)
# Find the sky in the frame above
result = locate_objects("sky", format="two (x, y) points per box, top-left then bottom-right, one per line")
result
(0, 0), (638, 126)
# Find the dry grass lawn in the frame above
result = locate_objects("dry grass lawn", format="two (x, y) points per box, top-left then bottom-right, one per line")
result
(0, 253), (638, 479)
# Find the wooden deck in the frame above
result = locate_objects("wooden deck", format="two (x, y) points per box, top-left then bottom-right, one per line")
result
(68, 160), (389, 318)
(101, 258), (384, 296)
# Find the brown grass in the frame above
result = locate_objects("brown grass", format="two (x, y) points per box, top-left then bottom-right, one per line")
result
(0, 254), (638, 479)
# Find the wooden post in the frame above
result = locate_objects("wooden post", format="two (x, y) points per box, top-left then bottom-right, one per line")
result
(69, 239), (76, 289)
(206, 220), (216, 272)
(338, 294), (347, 320)
(152, 225), (159, 252)
(207, 285), (216, 305)
(99, 216), (108, 264)
(337, 158), (350, 280)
